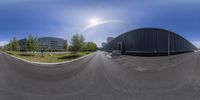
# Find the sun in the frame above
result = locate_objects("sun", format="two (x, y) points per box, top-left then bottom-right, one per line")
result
(89, 18), (101, 25)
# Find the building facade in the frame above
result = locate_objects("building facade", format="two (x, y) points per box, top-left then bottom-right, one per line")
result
(103, 28), (197, 56)
(18, 37), (67, 51)
(39, 37), (67, 51)
(101, 42), (107, 47)
(18, 38), (27, 51)
(107, 37), (114, 43)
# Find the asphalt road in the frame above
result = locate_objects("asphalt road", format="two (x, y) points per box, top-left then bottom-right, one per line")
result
(0, 51), (200, 100)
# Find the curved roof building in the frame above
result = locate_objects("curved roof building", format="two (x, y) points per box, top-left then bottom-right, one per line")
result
(103, 28), (197, 56)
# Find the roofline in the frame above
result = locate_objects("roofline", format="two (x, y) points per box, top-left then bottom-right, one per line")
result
(105, 27), (197, 49)
(18, 37), (67, 41)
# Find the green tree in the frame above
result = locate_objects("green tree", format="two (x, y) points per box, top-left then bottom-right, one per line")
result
(68, 45), (73, 51)
(8, 40), (13, 51)
(26, 34), (34, 53)
(83, 42), (97, 51)
(11, 37), (19, 51)
(70, 34), (85, 56)
(3, 44), (8, 51)
(63, 41), (68, 51)
(80, 41), (98, 51)
(26, 34), (40, 54)
(82, 42), (88, 51)
(91, 42), (97, 51)
(33, 37), (40, 52)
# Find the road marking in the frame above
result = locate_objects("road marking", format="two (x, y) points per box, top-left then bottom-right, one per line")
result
(134, 66), (148, 71)
(106, 53), (112, 58)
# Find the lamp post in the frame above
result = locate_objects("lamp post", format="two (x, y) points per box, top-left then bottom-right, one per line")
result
(168, 30), (171, 65)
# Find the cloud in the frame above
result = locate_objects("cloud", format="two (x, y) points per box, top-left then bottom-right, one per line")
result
(0, 41), (9, 46)
(192, 41), (200, 48)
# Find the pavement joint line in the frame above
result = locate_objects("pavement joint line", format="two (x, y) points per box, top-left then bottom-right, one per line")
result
(105, 52), (197, 72)
(2, 52), (95, 65)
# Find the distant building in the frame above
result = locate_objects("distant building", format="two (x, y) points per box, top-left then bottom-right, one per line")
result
(18, 37), (67, 51)
(101, 42), (107, 47)
(18, 38), (27, 51)
(39, 37), (67, 51)
(107, 37), (114, 43)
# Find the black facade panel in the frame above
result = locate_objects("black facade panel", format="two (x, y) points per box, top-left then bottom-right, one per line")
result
(103, 28), (197, 55)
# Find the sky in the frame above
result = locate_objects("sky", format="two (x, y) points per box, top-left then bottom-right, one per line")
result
(0, 0), (200, 47)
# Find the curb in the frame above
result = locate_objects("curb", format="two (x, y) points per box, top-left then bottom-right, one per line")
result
(3, 52), (95, 65)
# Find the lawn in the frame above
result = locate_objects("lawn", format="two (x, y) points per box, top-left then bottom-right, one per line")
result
(6, 51), (91, 63)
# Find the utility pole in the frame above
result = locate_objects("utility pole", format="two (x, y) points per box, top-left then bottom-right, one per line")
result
(168, 30), (171, 65)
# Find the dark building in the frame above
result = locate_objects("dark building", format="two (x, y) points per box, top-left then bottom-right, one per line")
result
(107, 37), (114, 43)
(18, 37), (67, 51)
(103, 28), (197, 56)
(101, 42), (107, 47)
(18, 38), (27, 51)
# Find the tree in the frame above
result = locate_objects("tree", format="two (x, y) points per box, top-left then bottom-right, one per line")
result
(11, 37), (19, 51)
(82, 42), (97, 51)
(8, 40), (13, 51)
(70, 34), (85, 56)
(63, 41), (68, 51)
(26, 34), (34, 53)
(90, 42), (97, 51)
(68, 45), (73, 51)
(82, 42), (88, 51)
(33, 37), (40, 52)
(3, 44), (9, 51)
(26, 34), (40, 54)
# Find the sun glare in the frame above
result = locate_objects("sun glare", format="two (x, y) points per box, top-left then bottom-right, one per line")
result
(89, 18), (101, 25)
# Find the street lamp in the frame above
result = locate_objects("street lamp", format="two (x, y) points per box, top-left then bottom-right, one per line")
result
(168, 30), (171, 65)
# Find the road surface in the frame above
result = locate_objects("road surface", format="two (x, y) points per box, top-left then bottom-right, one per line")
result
(0, 51), (200, 100)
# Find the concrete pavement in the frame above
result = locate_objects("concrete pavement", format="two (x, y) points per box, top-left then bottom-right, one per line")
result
(0, 51), (200, 100)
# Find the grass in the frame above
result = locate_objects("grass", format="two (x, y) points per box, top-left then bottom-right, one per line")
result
(6, 51), (91, 63)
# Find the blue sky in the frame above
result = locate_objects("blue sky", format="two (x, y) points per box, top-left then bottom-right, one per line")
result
(0, 0), (200, 47)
